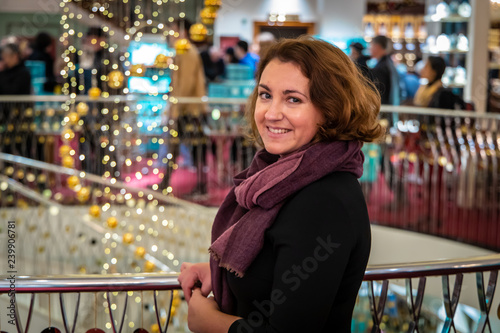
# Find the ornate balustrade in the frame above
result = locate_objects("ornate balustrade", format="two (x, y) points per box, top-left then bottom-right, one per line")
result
(0, 254), (499, 332)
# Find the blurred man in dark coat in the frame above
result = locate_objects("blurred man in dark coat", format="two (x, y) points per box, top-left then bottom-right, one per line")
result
(0, 43), (31, 95)
(369, 35), (400, 105)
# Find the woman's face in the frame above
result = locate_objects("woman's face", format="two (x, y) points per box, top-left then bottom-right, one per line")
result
(255, 59), (324, 156)
(421, 61), (436, 82)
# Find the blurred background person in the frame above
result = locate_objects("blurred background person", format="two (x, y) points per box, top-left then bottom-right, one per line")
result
(349, 42), (372, 80)
(234, 40), (259, 73)
(369, 35), (401, 105)
(28, 32), (56, 93)
(161, 18), (207, 195)
(413, 56), (465, 109)
(0, 43), (31, 95)
(201, 45), (225, 82)
(0, 43), (34, 160)
(79, 27), (106, 92)
(255, 31), (276, 59)
(223, 47), (239, 65)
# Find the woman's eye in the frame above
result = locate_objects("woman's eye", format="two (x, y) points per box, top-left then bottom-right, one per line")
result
(288, 97), (301, 103)
(259, 92), (271, 99)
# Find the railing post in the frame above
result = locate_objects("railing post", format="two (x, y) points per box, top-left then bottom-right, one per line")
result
(106, 291), (128, 333)
(13, 293), (35, 333)
(59, 292), (81, 333)
(441, 273), (464, 333)
(405, 276), (426, 333)
(368, 280), (389, 333)
(154, 290), (174, 333)
(475, 270), (498, 333)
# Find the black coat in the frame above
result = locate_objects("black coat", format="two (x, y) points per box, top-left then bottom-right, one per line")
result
(354, 55), (374, 82)
(227, 172), (371, 333)
(429, 87), (466, 110)
(0, 63), (32, 95)
(372, 55), (400, 105)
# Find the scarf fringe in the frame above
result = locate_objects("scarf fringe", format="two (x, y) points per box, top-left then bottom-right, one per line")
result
(209, 248), (245, 278)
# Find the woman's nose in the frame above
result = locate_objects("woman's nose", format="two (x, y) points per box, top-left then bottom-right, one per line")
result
(265, 101), (284, 121)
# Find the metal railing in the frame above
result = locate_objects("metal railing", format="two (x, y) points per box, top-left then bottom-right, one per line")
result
(0, 254), (499, 333)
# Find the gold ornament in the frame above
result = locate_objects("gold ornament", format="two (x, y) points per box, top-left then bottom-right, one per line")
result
(67, 175), (80, 190)
(62, 128), (75, 141)
(89, 205), (101, 218)
(144, 260), (155, 272)
(107, 70), (125, 89)
(16, 170), (24, 179)
(150, 324), (160, 333)
(26, 172), (36, 182)
(134, 246), (146, 259)
(76, 187), (90, 202)
(59, 145), (71, 157)
(205, 0), (221, 10)
(68, 112), (79, 125)
(88, 87), (101, 99)
(175, 38), (191, 55)
(122, 232), (134, 244)
(154, 54), (172, 68)
(62, 155), (75, 168)
(5, 166), (14, 176)
(76, 102), (89, 116)
(200, 7), (217, 25)
(46, 108), (55, 117)
(107, 216), (118, 229)
(130, 64), (146, 77)
(189, 23), (208, 42)
(38, 174), (47, 183)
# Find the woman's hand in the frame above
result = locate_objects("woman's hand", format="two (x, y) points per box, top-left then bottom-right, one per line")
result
(188, 289), (240, 333)
(178, 262), (212, 302)
(187, 289), (220, 333)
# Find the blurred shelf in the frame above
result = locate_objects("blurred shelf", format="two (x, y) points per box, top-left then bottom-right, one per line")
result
(443, 83), (466, 89)
(424, 15), (470, 23)
(422, 49), (469, 55)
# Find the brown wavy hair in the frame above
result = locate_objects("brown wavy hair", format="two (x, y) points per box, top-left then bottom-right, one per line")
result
(247, 36), (384, 147)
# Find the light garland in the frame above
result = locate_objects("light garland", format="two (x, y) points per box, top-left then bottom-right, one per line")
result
(38, 0), (224, 327)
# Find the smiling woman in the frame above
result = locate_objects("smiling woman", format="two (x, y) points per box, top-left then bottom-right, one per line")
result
(178, 36), (384, 333)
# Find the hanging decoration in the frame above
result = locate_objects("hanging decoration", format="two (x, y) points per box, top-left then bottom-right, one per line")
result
(130, 64), (146, 77)
(200, 7), (218, 25)
(76, 102), (89, 116)
(189, 23), (208, 42)
(175, 38), (191, 55)
(205, 0), (222, 11)
(89, 205), (101, 218)
(88, 87), (102, 99)
(154, 54), (173, 68)
(107, 70), (125, 89)
(107, 216), (119, 228)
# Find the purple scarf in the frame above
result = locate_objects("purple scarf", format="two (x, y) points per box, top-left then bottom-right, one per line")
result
(209, 140), (364, 314)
